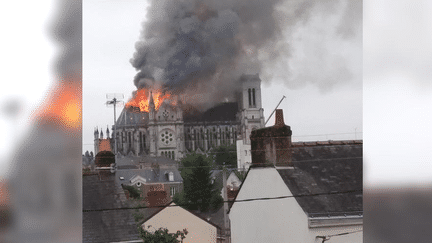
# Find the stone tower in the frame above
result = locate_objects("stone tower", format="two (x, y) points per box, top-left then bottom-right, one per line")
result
(238, 73), (265, 144)
(236, 73), (265, 170)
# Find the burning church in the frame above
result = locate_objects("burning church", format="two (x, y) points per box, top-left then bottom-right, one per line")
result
(94, 73), (265, 169)
(92, 0), (296, 168)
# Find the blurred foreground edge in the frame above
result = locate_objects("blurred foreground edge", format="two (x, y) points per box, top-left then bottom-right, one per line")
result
(1, 0), (82, 242)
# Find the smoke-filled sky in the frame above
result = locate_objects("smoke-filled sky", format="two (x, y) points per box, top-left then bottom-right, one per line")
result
(80, 0), (430, 185)
(0, 0), (430, 185)
(83, 0), (362, 146)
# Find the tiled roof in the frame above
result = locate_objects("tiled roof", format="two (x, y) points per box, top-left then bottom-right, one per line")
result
(291, 140), (362, 162)
(277, 142), (363, 217)
(115, 168), (183, 186)
(82, 174), (140, 243)
(115, 155), (178, 167)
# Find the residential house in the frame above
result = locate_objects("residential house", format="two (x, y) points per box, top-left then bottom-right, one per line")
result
(115, 166), (183, 207)
(83, 173), (141, 243)
(211, 169), (242, 204)
(229, 110), (363, 243)
(140, 202), (223, 243)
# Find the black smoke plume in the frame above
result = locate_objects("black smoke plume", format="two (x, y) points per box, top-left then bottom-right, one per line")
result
(130, 0), (362, 106)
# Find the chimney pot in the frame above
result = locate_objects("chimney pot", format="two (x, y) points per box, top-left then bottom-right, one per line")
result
(274, 109), (285, 127)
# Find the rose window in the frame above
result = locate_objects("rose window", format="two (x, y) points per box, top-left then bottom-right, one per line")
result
(160, 130), (174, 145)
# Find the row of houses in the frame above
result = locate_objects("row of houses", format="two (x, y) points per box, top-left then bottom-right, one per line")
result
(83, 109), (362, 242)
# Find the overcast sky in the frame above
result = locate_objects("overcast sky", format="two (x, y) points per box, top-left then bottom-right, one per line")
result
(82, 0), (362, 151)
(1, 0), (431, 186)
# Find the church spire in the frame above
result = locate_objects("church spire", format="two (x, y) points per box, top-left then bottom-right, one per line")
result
(94, 127), (99, 139)
(149, 91), (155, 109)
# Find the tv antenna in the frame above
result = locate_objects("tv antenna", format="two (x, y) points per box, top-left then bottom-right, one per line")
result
(265, 95), (286, 126)
(106, 93), (124, 155)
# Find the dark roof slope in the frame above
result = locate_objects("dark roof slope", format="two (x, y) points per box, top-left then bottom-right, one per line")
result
(183, 102), (238, 123)
(115, 168), (183, 186)
(277, 142), (363, 217)
(291, 140), (362, 162)
(83, 174), (140, 243)
(115, 106), (149, 127)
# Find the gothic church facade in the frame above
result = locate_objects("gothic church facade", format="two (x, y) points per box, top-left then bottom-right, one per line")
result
(94, 74), (265, 168)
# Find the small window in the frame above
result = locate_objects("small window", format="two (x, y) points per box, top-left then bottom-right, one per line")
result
(170, 187), (176, 197)
(169, 172), (174, 182)
(136, 182), (141, 187)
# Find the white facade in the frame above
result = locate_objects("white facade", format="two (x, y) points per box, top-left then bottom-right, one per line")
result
(236, 139), (251, 171)
(142, 202), (218, 243)
(229, 167), (363, 243)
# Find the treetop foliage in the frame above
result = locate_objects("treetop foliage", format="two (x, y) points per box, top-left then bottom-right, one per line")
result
(138, 226), (188, 243)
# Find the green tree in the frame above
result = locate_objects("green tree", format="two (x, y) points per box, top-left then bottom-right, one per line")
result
(138, 226), (188, 243)
(211, 144), (237, 169)
(175, 153), (223, 212)
(121, 184), (141, 199)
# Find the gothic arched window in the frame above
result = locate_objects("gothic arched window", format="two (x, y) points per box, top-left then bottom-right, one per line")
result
(248, 88), (252, 107)
(252, 88), (256, 107)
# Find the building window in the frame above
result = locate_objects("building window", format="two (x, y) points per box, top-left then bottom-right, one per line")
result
(169, 172), (174, 182)
(248, 88), (252, 106)
(252, 88), (256, 107)
(170, 187), (176, 197)
(136, 182), (141, 187)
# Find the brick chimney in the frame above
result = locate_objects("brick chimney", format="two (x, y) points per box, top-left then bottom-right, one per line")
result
(250, 109), (292, 167)
(274, 109), (285, 127)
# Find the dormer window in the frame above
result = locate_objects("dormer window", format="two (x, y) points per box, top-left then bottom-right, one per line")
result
(136, 182), (141, 187)
(169, 172), (174, 182)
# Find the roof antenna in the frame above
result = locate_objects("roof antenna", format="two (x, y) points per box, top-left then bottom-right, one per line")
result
(265, 95), (286, 126)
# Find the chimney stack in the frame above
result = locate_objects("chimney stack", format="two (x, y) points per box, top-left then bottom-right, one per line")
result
(250, 109), (292, 167)
(274, 109), (285, 127)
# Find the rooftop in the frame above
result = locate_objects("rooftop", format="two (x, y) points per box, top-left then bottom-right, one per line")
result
(277, 141), (363, 217)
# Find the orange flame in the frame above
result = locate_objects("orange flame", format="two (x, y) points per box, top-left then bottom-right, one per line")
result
(125, 88), (172, 112)
(31, 79), (82, 130)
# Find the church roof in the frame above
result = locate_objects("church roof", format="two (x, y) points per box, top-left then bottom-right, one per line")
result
(116, 106), (149, 127)
(183, 102), (238, 123)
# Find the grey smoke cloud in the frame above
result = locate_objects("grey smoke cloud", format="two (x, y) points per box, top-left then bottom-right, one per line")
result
(130, 0), (361, 103)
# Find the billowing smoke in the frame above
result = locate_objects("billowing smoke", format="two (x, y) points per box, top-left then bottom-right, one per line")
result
(130, 0), (361, 106)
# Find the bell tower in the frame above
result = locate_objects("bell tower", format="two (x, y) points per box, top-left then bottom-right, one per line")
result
(236, 73), (265, 170)
(239, 73), (265, 144)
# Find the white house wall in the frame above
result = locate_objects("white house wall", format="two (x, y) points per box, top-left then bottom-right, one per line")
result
(230, 167), (363, 243)
(236, 139), (251, 170)
(226, 172), (241, 188)
(142, 203), (217, 243)
(229, 167), (309, 243)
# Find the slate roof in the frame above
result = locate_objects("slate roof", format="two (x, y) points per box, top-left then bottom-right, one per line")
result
(277, 142), (363, 217)
(291, 140), (363, 162)
(82, 174), (140, 243)
(115, 154), (179, 168)
(115, 168), (183, 186)
(115, 106), (149, 127)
